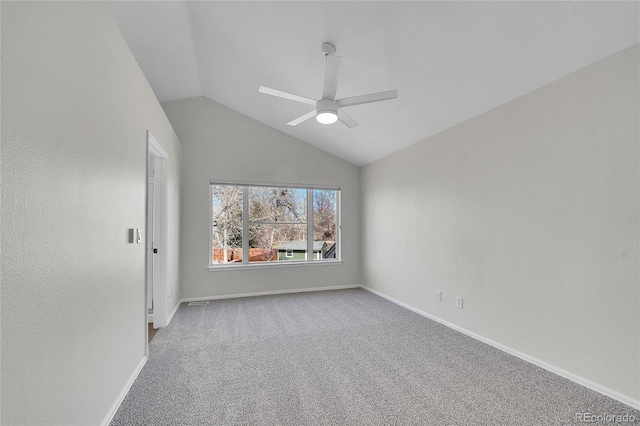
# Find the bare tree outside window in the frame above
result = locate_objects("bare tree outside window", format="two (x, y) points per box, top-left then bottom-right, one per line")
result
(210, 183), (339, 267)
(211, 185), (242, 263)
(249, 187), (307, 263)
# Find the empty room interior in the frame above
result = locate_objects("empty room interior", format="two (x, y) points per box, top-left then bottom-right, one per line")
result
(2, 1), (639, 425)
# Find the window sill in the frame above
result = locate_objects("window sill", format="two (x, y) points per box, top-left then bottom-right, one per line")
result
(207, 260), (343, 271)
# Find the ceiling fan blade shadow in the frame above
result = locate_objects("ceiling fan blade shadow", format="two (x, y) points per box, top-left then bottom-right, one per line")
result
(337, 90), (397, 108)
(259, 86), (316, 106)
(287, 110), (317, 126)
(338, 109), (359, 129)
(322, 55), (342, 100)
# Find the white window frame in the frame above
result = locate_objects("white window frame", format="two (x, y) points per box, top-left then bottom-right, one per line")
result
(209, 180), (341, 270)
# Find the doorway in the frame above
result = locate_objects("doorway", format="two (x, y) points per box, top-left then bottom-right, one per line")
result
(147, 132), (168, 343)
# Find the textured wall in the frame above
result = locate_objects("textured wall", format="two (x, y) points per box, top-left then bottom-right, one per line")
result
(162, 97), (361, 299)
(361, 45), (639, 404)
(1, 2), (181, 424)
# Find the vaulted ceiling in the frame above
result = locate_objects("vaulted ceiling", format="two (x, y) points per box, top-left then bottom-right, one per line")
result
(108, 1), (639, 166)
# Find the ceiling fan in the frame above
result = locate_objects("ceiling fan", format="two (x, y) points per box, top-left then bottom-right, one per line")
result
(259, 42), (397, 128)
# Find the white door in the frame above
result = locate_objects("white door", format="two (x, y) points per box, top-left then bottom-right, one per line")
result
(147, 180), (155, 318)
(147, 132), (168, 333)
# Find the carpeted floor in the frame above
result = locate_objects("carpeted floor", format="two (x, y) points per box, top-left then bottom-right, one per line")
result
(111, 288), (638, 425)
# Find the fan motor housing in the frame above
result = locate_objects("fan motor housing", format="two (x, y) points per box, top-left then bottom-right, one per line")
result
(316, 99), (338, 115)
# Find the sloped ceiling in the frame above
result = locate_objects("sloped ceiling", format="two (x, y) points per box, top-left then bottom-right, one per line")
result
(108, 1), (639, 166)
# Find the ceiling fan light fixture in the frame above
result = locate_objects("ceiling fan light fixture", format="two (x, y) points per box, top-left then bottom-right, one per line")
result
(317, 111), (338, 124)
(259, 42), (397, 129)
(316, 99), (339, 124)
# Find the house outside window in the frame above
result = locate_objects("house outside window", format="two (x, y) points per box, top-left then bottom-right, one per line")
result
(210, 182), (340, 268)
(277, 241), (335, 261)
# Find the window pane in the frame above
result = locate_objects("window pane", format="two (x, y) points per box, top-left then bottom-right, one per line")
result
(249, 224), (307, 262)
(211, 185), (243, 264)
(313, 189), (337, 260)
(248, 187), (306, 223)
(210, 183), (339, 267)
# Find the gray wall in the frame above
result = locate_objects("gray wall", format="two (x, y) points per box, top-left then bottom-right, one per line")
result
(361, 45), (639, 404)
(162, 97), (361, 299)
(1, 2), (182, 424)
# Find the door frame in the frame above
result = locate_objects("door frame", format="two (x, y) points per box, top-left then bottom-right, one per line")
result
(147, 131), (168, 333)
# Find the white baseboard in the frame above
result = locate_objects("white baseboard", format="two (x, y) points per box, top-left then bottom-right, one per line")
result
(180, 284), (362, 304)
(361, 285), (640, 411)
(101, 355), (147, 426)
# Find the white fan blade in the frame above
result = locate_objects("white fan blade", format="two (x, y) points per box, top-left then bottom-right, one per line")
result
(259, 86), (316, 106)
(338, 109), (359, 129)
(337, 89), (397, 108)
(322, 55), (342, 100)
(287, 110), (316, 126)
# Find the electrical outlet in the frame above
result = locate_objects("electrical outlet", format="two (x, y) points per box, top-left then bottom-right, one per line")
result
(436, 291), (442, 301)
(322, 268), (328, 276)
(456, 296), (463, 309)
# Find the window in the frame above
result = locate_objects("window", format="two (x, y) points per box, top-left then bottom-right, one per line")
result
(210, 182), (340, 268)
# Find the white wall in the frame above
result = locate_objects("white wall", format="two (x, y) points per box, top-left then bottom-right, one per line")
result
(361, 45), (639, 405)
(162, 97), (360, 299)
(1, 2), (181, 424)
